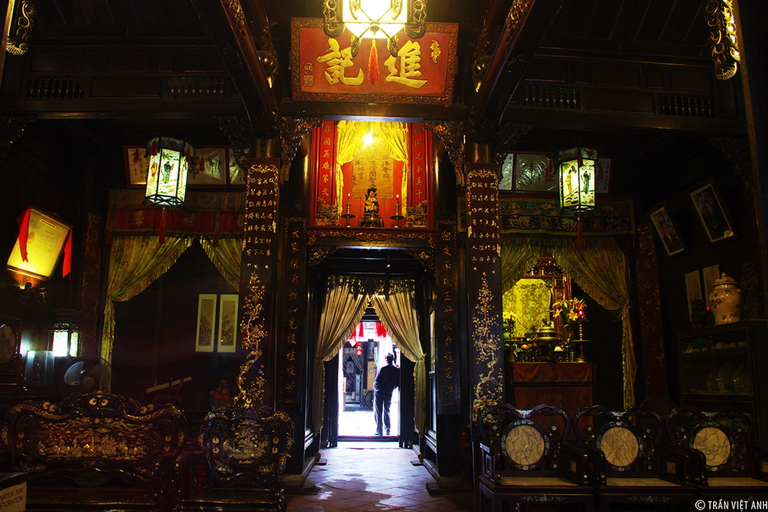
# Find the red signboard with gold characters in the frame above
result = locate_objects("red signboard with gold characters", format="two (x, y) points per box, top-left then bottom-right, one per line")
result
(291, 18), (457, 105)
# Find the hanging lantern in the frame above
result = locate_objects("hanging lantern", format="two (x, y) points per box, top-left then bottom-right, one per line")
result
(558, 147), (597, 214)
(145, 137), (192, 207)
(322, 0), (426, 58)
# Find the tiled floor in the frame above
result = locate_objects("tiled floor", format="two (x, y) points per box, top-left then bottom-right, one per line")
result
(285, 442), (475, 511)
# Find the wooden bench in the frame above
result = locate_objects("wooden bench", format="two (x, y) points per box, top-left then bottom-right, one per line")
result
(0, 391), (187, 511)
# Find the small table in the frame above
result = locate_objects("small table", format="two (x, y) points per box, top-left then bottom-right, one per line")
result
(390, 214), (405, 228)
(341, 213), (355, 227)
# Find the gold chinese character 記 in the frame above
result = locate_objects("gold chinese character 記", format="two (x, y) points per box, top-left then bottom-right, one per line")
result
(384, 41), (427, 89)
(316, 39), (364, 86)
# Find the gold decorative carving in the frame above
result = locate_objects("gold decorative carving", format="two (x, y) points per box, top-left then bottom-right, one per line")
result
(405, 249), (434, 271)
(424, 120), (465, 187)
(316, 198), (340, 226)
(494, 122), (533, 165)
(6, 0), (35, 55)
(308, 229), (435, 248)
(505, 0), (534, 43)
(216, 115), (253, 168)
(309, 246), (337, 267)
(226, 0), (247, 38)
(471, 273), (503, 421)
(406, 200), (428, 227)
(706, 0), (740, 80)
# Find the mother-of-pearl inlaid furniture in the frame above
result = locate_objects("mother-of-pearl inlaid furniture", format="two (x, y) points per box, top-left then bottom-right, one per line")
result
(572, 405), (697, 511)
(0, 391), (187, 511)
(666, 406), (768, 499)
(476, 403), (593, 512)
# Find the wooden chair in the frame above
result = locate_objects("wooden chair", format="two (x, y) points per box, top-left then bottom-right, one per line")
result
(175, 401), (295, 512)
(0, 391), (187, 511)
(476, 403), (593, 512)
(666, 406), (768, 498)
(572, 405), (697, 511)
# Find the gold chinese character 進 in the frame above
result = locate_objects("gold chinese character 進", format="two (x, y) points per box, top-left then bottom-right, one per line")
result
(384, 41), (427, 89)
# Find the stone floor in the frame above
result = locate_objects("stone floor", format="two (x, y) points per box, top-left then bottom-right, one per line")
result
(285, 442), (475, 512)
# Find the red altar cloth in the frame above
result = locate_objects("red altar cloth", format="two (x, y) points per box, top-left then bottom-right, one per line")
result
(510, 362), (594, 418)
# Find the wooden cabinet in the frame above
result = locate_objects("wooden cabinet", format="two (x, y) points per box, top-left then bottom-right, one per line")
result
(677, 320), (768, 445)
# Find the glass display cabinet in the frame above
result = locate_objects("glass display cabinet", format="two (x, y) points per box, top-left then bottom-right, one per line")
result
(676, 319), (768, 445)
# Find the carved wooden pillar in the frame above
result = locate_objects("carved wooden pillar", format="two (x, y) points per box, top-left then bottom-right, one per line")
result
(465, 157), (505, 422)
(238, 158), (280, 403)
(635, 224), (669, 398)
(279, 216), (308, 477)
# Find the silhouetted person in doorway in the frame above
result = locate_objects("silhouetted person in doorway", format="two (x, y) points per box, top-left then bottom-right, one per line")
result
(374, 353), (399, 436)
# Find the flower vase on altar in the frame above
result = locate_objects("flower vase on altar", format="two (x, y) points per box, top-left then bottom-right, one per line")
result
(553, 297), (589, 362)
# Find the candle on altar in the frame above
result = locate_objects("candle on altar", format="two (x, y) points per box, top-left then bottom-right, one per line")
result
(395, 194), (400, 216)
(347, 193), (351, 214)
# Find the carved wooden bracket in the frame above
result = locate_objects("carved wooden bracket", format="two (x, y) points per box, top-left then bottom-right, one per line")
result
(280, 116), (323, 182)
(424, 120), (465, 188)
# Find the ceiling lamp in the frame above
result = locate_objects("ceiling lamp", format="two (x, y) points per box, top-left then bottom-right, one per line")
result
(322, 0), (427, 57)
(145, 137), (192, 207)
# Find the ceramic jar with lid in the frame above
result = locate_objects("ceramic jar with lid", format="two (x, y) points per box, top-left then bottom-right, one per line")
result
(708, 272), (742, 325)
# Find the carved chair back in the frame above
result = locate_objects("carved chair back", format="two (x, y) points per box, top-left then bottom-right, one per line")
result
(477, 403), (571, 475)
(0, 392), (186, 488)
(666, 406), (753, 476)
(199, 404), (295, 490)
(573, 405), (662, 477)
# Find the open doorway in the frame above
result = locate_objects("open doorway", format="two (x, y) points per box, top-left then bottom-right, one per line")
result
(338, 319), (400, 440)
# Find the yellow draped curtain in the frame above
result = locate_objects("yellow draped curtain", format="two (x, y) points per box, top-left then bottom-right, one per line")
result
(101, 236), (241, 367)
(334, 121), (410, 216)
(311, 277), (427, 437)
(501, 236), (637, 408)
(370, 280), (426, 436)
(312, 276), (369, 434)
(200, 237), (242, 291)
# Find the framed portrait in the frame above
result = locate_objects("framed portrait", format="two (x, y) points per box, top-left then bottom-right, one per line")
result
(189, 146), (228, 186)
(124, 145), (149, 187)
(227, 149), (246, 186)
(217, 294), (238, 353)
(702, 264), (721, 297)
(684, 270), (702, 321)
(195, 294), (217, 352)
(690, 183), (736, 243)
(649, 206), (686, 257)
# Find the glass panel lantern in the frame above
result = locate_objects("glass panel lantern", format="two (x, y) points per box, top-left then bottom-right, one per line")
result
(145, 137), (192, 207)
(558, 147), (597, 214)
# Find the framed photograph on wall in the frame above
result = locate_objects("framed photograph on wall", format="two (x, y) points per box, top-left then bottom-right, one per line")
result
(195, 294), (217, 352)
(217, 294), (238, 353)
(124, 145), (149, 187)
(702, 264), (721, 298)
(684, 270), (702, 321)
(189, 147), (228, 186)
(649, 206), (686, 257)
(690, 183), (736, 243)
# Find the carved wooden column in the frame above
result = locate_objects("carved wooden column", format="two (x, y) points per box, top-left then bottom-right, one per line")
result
(465, 157), (505, 422)
(635, 224), (669, 398)
(238, 158), (280, 403)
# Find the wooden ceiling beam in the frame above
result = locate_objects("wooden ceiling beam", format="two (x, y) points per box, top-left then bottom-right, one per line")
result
(469, 0), (565, 142)
(191, 0), (279, 138)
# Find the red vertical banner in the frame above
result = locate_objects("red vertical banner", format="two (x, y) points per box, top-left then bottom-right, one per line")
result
(411, 123), (428, 208)
(314, 120), (337, 226)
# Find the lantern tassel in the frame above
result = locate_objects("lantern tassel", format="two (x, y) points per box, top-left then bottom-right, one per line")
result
(577, 216), (583, 248)
(158, 208), (166, 244)
(368, 39), (379, 85)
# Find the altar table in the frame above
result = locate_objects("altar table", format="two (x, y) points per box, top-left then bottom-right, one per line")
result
(509, 362), (594, 418)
